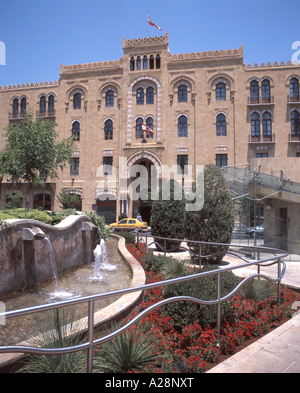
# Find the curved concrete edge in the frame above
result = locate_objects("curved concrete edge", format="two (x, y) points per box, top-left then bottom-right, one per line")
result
(0, 233), (146, 370)
(92, 234), (146, 326)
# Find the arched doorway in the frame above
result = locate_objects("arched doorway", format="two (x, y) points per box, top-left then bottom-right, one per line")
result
(126, 151), (162, 224)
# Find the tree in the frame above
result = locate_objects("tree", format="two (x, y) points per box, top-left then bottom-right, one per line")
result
(150, 178), (186, 251)
(185, 164), (234, 264)
(56, 189), (81, 210)
(0, 112), (74, 217)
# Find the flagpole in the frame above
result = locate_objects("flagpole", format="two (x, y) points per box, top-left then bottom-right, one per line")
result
(147, 9), (149, 36)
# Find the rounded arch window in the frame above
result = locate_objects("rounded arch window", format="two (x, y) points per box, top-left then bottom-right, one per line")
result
(104, 119), (113, 140)
(178, 115), (188, 137)
(216, 113), (227, 136)
(251, 112), (260, 137)
(72, 121), (80, 141)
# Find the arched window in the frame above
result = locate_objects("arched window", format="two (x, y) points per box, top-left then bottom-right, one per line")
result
(12, 98), (19, 115)
(136, 117), (143, 139)
(178, 115), (188, 137)
(136, 87), (144, 105)
(262, 112), (272, 137)
(178, 85), (187, 103)
(73, 93), (81, 109)
(40, 96), (46, 113)
(156, 54), (161, 69)
(136, 56), (141, 70)
(149, 55), (154, 69)
(290, 78), (299, 101)
(146, 86), (154, 104)
(104, 119), (113, 140)
(20, 97), (27, 114)
(261, 79), (271, 103)
(216, 82), (226, 101)
(143, 55), (148, 70)
(291, 110), (300, 135)
(48, 95), (55, 113)
(105, 90), (114, 107)
(130, 57), (135, 71)
(250, 80), (259, 103)
(216, 113), (227, 136)
(72, 121), (80, 141)
(251, 112), (260, 137)
(146, 117), (154, 138)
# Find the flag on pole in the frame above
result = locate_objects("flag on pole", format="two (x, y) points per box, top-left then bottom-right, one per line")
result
(148, 12), (162, 31)
(142, 124), (154, 134)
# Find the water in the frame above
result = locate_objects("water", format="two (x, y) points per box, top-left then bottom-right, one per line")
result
(43, 236), (74, 299)
(0, 237), (132, 346)
(92, 239), (116, 281)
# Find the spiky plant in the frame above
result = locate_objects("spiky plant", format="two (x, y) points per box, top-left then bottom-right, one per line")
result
(20, 309), (87, 373)
(94, 324), (165, 373)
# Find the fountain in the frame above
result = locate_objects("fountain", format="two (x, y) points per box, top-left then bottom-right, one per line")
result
(92, 239), (117, 281)
(0, 215), (145, 359)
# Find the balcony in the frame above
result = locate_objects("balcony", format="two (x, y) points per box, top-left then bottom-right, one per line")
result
(8, 111), (27, 120)
(289, 133), (300, 142)
(287, 95), (300, 104)
(247, 96), (274, 105)
(36, 109), (56, 118)
(249, 134), (275, 143)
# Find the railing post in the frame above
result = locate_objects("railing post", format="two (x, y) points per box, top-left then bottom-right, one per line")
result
(217, 272), (221, 335)
(278, 259), (282, 305)
(198, 244), (202, 268)
(164, 239), (166, 256)
(87, 300), (95, 373)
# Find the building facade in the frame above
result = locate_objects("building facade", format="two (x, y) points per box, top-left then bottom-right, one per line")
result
(0, 33), (300, 224)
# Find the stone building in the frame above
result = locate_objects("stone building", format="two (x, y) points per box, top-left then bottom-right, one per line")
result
(0, 33), (300, 226)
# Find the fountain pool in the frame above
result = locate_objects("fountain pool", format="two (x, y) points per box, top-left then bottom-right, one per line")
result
(0, 237), (132, 346)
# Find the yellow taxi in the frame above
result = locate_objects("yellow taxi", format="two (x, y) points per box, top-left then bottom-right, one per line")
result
(109, 218), (148, 232)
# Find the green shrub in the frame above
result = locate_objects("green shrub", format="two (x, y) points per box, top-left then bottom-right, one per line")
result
(185, 165), (234, 264)
(0, 208), (52, 225)
(142, 254), (172, 272)
(162, 265), (240, 329)
(150, 179), (185, 251)
(117, 231), (136, 244)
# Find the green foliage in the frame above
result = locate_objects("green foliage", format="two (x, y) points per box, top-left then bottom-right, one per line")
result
(142, 254), (171, 273)
(20, 309), (86, 373)
(118, 231), (136, 244)
(5, 192), (23, 209)
(0, 112), (74, 217)
(94, 323), (165, 373)
(162, 264), (240, 329)
(159, 257), (190, 279)
(185, 165), (234, 264)
(240, 278), (277, 302)
(56, 189), (81, 209)
(86, 212), (111, 241)
(150, 179), (185, 251)
(0, 208), (52, 224)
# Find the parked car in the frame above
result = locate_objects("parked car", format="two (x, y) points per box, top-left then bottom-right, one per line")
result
(245, 224), (264, 237)
(109, 218), (148, 232)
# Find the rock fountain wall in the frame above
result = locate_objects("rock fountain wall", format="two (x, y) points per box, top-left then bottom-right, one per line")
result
(0, 215), (96, 297)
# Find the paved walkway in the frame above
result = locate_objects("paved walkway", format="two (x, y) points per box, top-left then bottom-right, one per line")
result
(207, 255), (300, 373)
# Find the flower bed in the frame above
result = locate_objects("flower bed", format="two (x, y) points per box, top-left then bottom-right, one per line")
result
(96, 243), (300, 373)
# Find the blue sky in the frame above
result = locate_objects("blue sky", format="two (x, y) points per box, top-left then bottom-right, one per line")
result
(0, 0), (299, 86)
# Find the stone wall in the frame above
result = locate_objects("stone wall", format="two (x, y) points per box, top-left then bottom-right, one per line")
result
(0, 215), (96, 297)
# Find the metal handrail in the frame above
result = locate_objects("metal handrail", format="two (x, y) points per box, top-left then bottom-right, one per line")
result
(0, 235), (288, 373)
